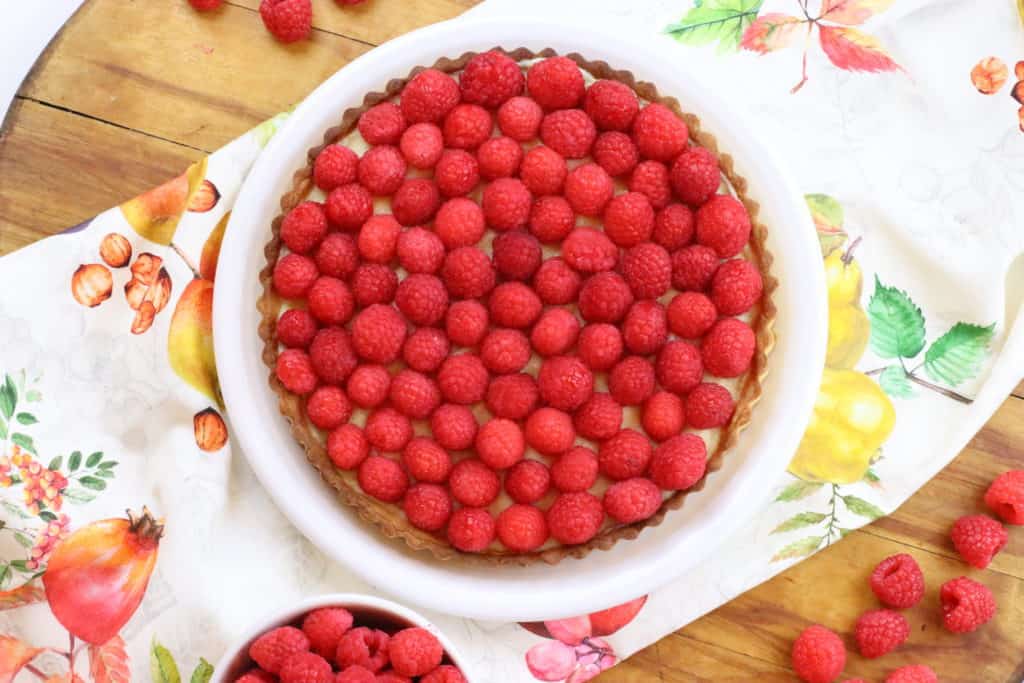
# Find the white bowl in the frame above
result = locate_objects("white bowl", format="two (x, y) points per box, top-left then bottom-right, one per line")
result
(214, 17), (827, 623)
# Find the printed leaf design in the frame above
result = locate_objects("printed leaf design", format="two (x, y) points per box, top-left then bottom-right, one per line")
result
(775, 480), (824, 502)
(868, 276), (925, 359)
(819, 0), (896, 25)
(0, 635), (42, 683)
(879, 365), (914, 398)
(0, 581), (45, 610)
(253, 111), (292, 148)
(818, 26), (900, 74)
(86, 451), (104, 468)
(151, 639), (182, 683)
(771, 512), (828, 534)
(842, 494), (885, 520)
(190, 658), (214, 683)
(89, 636), (131, 683)
(664, 0), (765, 54)
(924, 323), (995, 387)
(64, 489), (97, 504)
(14, 413), (36, 426)
(771, 536), (823, 561)
(10, 434), (35, 455)
(0, 375), (15, 421)
(741, 13), (804, 54)
(69, 451), (82, 471)
(804, 193), (847, 255)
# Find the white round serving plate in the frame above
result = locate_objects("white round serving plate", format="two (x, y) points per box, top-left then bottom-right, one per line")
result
(214, 16), (827, 623)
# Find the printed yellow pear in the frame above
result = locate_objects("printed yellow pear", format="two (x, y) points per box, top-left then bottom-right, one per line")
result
(120, 158), (208, 246)
(824, 245), (870, 369)
(824, 247), (862, 307)
(167, 278), (222, 408)
(200, 211), (229, 282)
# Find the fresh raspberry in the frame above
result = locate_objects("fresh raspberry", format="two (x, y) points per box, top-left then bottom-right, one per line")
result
(592, 131), (639, 177)
(347, 364), (391, 409)
(389, 369), (441, 419)
(314, 145), (359, 192)
(352, 304), (406, 364)
(534, 257), (582, 305)
(578, 323), (623, 370)
(280, 651), (333, 683)
(696, 195), (751, 258)
(885, 665), (938, 683)
(327, 424), (369, 470)
(365, 409), (413, 452)
(482, 178), (532, 231)
(336, 666), (375, 683)
(357, 146), (407, 196)
(352, 264), (398, 306)
(357, 214), (401, 263)
(315, 233), (359, 279)
(189, 0), (223, 11)
(531, 308), (580, 357)
(421, 665), (466, 683)
(526, 56), (585, 111)
(358, 454), (409, 503)
(657, 341), (703, 394)
(540, 110), (596, 159)
(941, 576), (996, 632)
(564, 163), (614, 217)
(336, 628), (390, 673)
(401, 438), (452, 483)
(710, 259), (763, 315)
(442, 104), (492, 150)
(388, 628), (442, 678)
(250, 626), (311, 674)
(460, 51), (524, 108)
(622, 301), (668, 355)
(480, 329), (531, 374)
(493, 231), (542, 281)
(437, 354), (489, 404)
(308, 277), (355, 326)
(642, 392), (685, 443)
(497, 96), (544, 142)
(599, 429), (652, 481)
(650, 433), (706, 489)
(854, 609), (908, 659)
(399, 123), (444, 169)
(496, 504), (549, 552)
(449, 459), (500, 507)
(306, 385), (353, 430)
(562, 228), (618, 274)
(622, 243), (672, 301)
(430, 404), (478, 450)
(235, 669), (276, 683)
(274, 253), (319, 299)
(282, 201), (328, 254)
(604, 477), (661, 523)
(578, 272), (634, 323)
(632, 103), (688, 161)
(396, 227), (445, 274)
(702, 318), (755, 378)
(277, 309), (318, 349)
(477, 136), (523, 180)
(574, 393), (623, 441)
(584, 80), (639, 131)
(538, 355), (595, 411)
(326, 184), (374, 231)
(259, 0), (312, 42)
(551, 446), (599, 493)
(505, 459), (551, 504)
(489, 282), (542, 328)
(402, 328), (449, 373)
(629, 161), (672, 210)
(791, 625), (845, 683)
(519, 146), (567, 196)
(392, 179), (440, 226)
(670, 146), (720, 206)
(358, 103), (407, 146)
(608, 356), (656, 406)
(441, 247), (496, 300)
(403, 483), (452, 532)
(951, 514), (1008, 568)
(672, 244), (720, 292)
(686, 383), (735, 429)
(603, 192), (655, 247)
(447, 507), (495, 552)
(444, 299), (489, 346)
(547, 491), (604, 545)
(434, 150), (480, 198)
(485, 373), (539, 419)
(525, 407), (576, 455)
(870, 554), (925, 609)
(653, 203), (695, 250)
(309, 327), (358, 384)
(400, 69), (460, 124)
(434, 198), (485, 249)
(667, 292), (717, 339)
(476, 418), (526, 470)
(529, 197), (576, 244)
(396, 274), (448, 326)
(375, 673), (412, 683)
(984, 470), (1024, 524)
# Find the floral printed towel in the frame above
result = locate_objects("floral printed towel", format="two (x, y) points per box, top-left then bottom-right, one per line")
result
(2, 1), (1024, 681)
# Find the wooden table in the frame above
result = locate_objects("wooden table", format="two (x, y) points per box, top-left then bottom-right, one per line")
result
(1, 2), (1021, 680)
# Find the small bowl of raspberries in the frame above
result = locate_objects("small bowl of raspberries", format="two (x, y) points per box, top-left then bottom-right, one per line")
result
(213, 593), (471, 683)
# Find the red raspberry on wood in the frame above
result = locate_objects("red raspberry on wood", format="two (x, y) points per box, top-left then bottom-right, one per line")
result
(667, 292), (717, 339)
(622, 300), (668, 355)
(358, 455), (409, 502)
(489, 282), (542, 328)
(531, 308), (581, 357)
(402, 437), (452, 484)
(315, 232), (359, 279)
(400, 68), (460, 124)
(685, 383), (735, 429)
(632, 103), (688, 161)
(482, 178), (532, 231)
(526, 56), (585, 111)
(396, 226), (445, 274)
(356, 214), (401, 264)
(396, 274), (448, 326)
(485, 373), (539, 419)
(670, 146), (720, 206)
(259, 0), (312, 43)
(430, 404), (478, 451)
(505, 459), (551, 504)
(189, 0), (224, 11)
(449, 459), (500, 507)
(650, 433), (706, 489)
(653, 203), (695, 250)
(326, 183), (374, 231)
(702, 318), (755, 378)
(496, 504), (549, 552)
(696, 194), (751, 258)
(551, 446), (599, 493)
(791, 625), (845, 683)
(351, 304), (406, 364)
(657, 341), (704, 394)
(984, 470), (1024, 524)
(314, 144), (359, 192)
(564, 163), (614, 217)
(327, 424), (369, 470)
(434, 149), (480, 198)
(460, 50), (524, 108)
(358, 103), (407, 146)
(574, 393), (623, 441)
(540, 109), (597, 159)
(869, 553), (925, 609)
(399, 122), (444, 170)
(603, 192), (655, 248)
(493, 230), (542, 281)
(497, 96), (544, 142)
(538, 355), (594, 411)
(274, 253), (318, 299)
(480, 328), (531, 374)
(520, 146), (568, 196)
(593, 131), (639, 178)
(402, 327), (449, 373)
(357, 145), (407, 196)
(282, 201), (328, 254)
(599, 429), (653, 481)
(854, 609), (909, 659)
(443, 104), (493, 150)
(392, 179), (441, 226)
(628, 160), (672, 210)
(437, 354), (489, 404)
(441, 247), (496, 300)
(309, 327), (357, 385)
(403, 483), (453, 532)
(529, 197), (576, 245)
(603, 477), (661, 524)
(352, 264), (398, 306)
(525, 407), (576, 455)
(608, 356), (656, 406)
(584, 80), (639, 131)
(249, 626), (310, 674)
(577, 323), (623, 370)
(642, 391), (686, 443)
(940, 576), (996, 633)
(447, 507), (495, 553)
(306, 385), (352, 431)
(885, 666), (938, 683)
(277, 309), (318, 349)
(389, 628), (443, 678)
(444, 299), (489, 346)
(389, 369), (441, 419)
(307, 276), (355, 326)
(547, 491), (604, 545)
(578, 272), (634, 323)
(477, 136), (524, 180)
(534, 257), (582, 305)
(951, 514), (1008, 568)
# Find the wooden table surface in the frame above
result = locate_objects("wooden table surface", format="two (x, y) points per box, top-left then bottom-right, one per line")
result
(1, 2), (1022, 681)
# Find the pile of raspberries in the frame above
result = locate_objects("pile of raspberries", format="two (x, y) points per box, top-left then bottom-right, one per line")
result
(271, 50), (763, 554)
(188, 0), (367, 43)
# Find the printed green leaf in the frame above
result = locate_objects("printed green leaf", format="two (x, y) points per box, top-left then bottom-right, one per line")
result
(923, 322), (995, 387)
(805, 194), (847, 256)
(770, 512), (828, 534)
(151, 639), (182, 683)
(863, 468), (880, 483)
(9, 560), (29, 572)
(775, 480), (824, 502)
(664, 0), (765, 54)
(868, 276), (926, 359)
(190, 658), (214, 683)
(0, 420), (7, 440)
(38, 511), (57, 523)
(771, 536), (823, 562)
(1, 502), (30, 519)
(98, 461), (119, 470)
(13, 532), (32, 548)
(47, 456), (63, 471)
(68, 451), (82, 471)
(252, 110), (293, 148)
(878, 365), (914, 398)
(86, 451), (104, 468)
(64, 488), (97, 504)
(25, 390), (41, 403)
(0, 376), (15, 421)
(11, 434), (35, 455)
(79, 476), (107, 491)
(95, 469), (116, 479)
(15, 413), (36, 426)
(839, 527), (855, 538)
(0, 565), (9, 588)
(842, 495), (885, 520)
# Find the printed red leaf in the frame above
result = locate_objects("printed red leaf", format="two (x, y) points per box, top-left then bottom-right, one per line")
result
(741, 14), (805, 54)
(0, 635), (42, 683)
(820, 0), (896, 25)
(0, 582), (45, 611)
(89, 636), (131, 683)
(818, 25), (901, 73)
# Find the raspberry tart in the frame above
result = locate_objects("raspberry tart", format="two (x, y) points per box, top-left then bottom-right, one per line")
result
(259, 48), (776, 565)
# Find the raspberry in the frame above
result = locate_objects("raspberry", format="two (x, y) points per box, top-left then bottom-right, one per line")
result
(250, 626), (311, 674)
(352, 305), (406, 364)
(388, 628), (442, 678)
(654, 203), (695, 250)
(280, 651), (333, 683)
(434, 198), (485, 249)
(696, 195), (751, 258)
(402, 328), (449, 373)
(657, 342), (703, 394)
(525, 407), (576, 455)
(357, 214), (401, 263)
(336, 666), (375, 683)
(389, 370), (441, 419)
(497, 96), (544, 142)
(434, 150), (480, 197)
(308, 277), (355, 326)
(592, 131), (639, 177)
(421, 666), (466, 683)
(259, 0), (312, 42)
(396, 227), (445, 274)
(574, 393), (623, 441)
(375, 673), (410, 683)
(534, 257), (582, 305)
(670, 146), (720, 206)
(401, 438), (452, 483)
(358, 103), (407, 146)
(437, 354), (488, 404)
(476, 418), (526, 470)
(564, 163), (614, 217)
(399, 123), (444, 169)
(562, 228), (618, 274)
(854, 609), (908, 659)
(277, 309), (318, 349)
(314, 145), (359, 192)
(649, 433), (706, 489)
(449, 459), (500, 507)
(885, 666), (938, 683)
(306, 385), (353, 430)
(460, 51), (524, 108)
(489, 282), (542, 328)
(327, 424), (369, 470)
(326, 184), (374, 231)
(531, 308), (580, 357)
(447, 507), (495, 552)
(505, 459), (551, 504)
(624, 245), (671, 303)
(951, 514), (1007, 568)
(584, 80), (639, 131)
(352, 264), (398, 306)
(403, 483), (452, 532)
(477, 136), (523, 180)
(702, 318), (755, 378)
(392, 179), (440, 226)
(309, 327), (358, 384)
(442, 104), (492, 150)
(336, 628), (390, 673)
(941, 576), (996, 632)
(608, 356), (656, 406)
(869, 553), (925, 609)
(547, 491), (604, 545)
(482, 178), (532, 231)
(430, 404), (478, 450)
(710, 259), (763, 315)
(496, 504), (549, 552)
(358, 454), (409, 503)
(519, 146), (568, 196)
(444, 299), (489, 346)
(538, 356), (594, 411)
(632, 103), (688, 161)
(672, 244), (720, 292)
(599, 429), (652, 481)
(365, 408), (413, 452)
(526, 56), (585, 111)
(629, 161), (672, 210)
(984, 470), (1024, 524)
(685, 383), (735, 429)
(315, 232), (359, 279)
(189, 0), (223, 11)
(623, 301), (668, 355)
(642, 392), (685, 443)
(480, 329), (531, 374)
(485, 373), (539, 419)
(551, 447), (599, 493)
(540, 110), (596, 159)
(357, 146), (407, 196)
(441, 247), (496, 300)
(667, 292), (717, 339)
(578, 324), (623, 370)
(603, 477), (661, 523)
(396, 274), (448, 326)
(529, 197), (576, 244)
(493, 231), (542, 281)
(791, 625), (845, 683)
(603, 193), (655, 247)
(274, 253), (318, 299)
(235, 670), (276, 683)
(282, 201), (328, 254)
(400, 69), (460, 124)
(578, 272), (634, 323)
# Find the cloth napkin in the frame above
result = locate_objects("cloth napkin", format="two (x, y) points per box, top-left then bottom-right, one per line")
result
(2, 1), (1023, 681)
